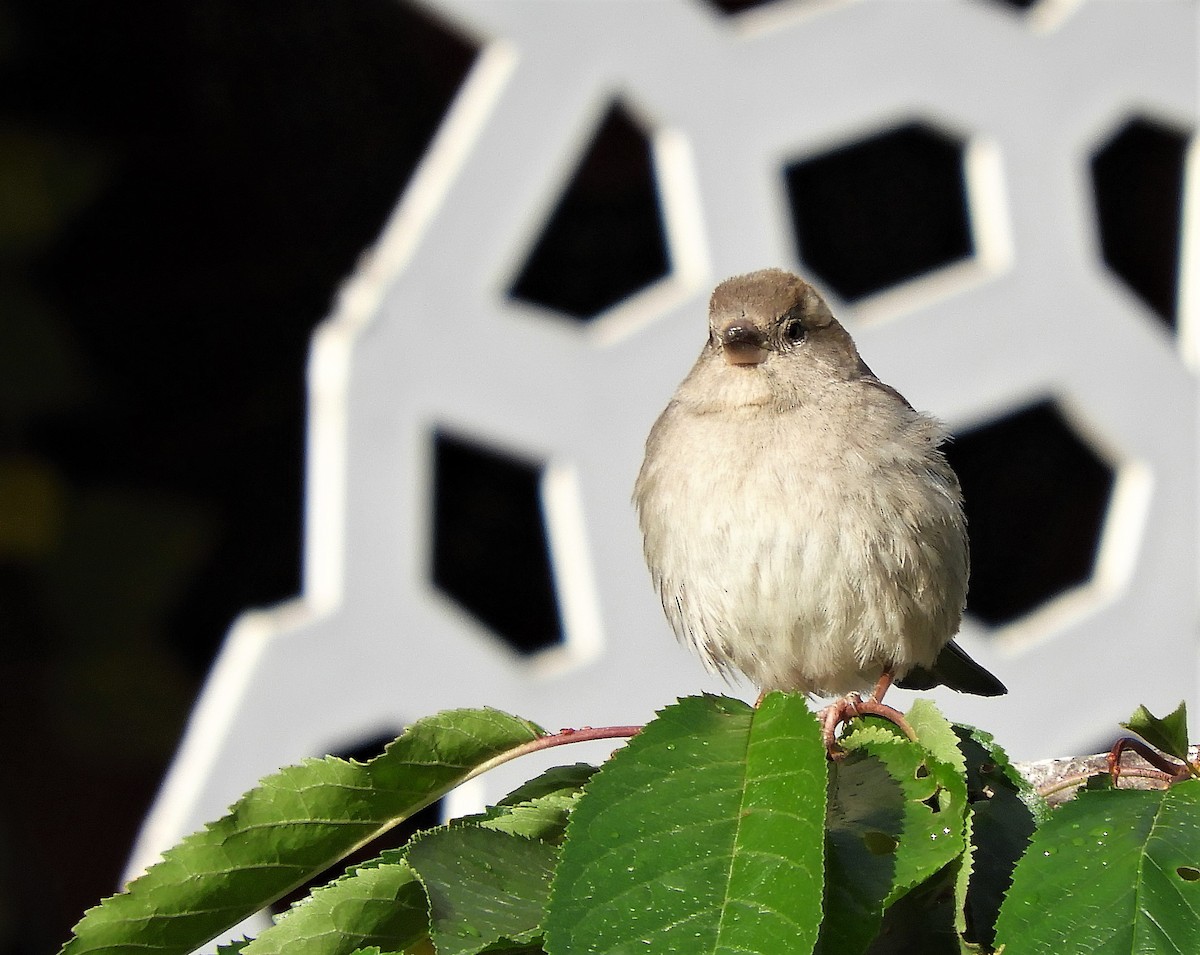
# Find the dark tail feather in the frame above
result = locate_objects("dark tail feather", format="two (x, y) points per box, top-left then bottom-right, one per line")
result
(896, 640), (1007, 697)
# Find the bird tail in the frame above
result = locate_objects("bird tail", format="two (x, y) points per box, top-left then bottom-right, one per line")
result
(896, 640), (1007, 697)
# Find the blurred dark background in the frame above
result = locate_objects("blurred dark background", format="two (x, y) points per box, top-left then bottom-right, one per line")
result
(0, 1), (476, 951)
(0, 0), (1184, 952)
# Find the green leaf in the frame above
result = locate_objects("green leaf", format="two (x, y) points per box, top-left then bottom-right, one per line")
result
(952, 724), (1043, 949)
(545, 693), (826, 955)
(1122, 702), (1191, 763)
(879, 745), (966, 906)
(905, 699), (966, 775)
(244, 861), (429, 955)
(495, 764), (596, 807)
(873, 702), (970, 905)
(956, 722), (1051, 826)
(994, 779), (1200, 953)
(952, 805), (975, 947)
(818, 720), (967, 955)
(475, 790), (582, 845)
(465, 764), (596, 843)
(406, 827), (558, 955)
(59, 708), (544, 955)
(816, 739), (904, 955)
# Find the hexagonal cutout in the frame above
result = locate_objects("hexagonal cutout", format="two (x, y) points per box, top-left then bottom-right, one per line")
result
(332, 729), (406, 763)
(1091, 116), (1190, 328)
(431, 429), (563, 655)
(508, 100), (669, 321)
(943, 399), (1116, 628)
(702, 0), (784, 13)
(784, 122), (973, 301)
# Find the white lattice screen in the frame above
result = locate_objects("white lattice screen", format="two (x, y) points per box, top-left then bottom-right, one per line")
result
(128, 0), (1198, 911)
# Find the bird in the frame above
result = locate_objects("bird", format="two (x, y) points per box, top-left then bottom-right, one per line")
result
(633, 268), (1004, 744)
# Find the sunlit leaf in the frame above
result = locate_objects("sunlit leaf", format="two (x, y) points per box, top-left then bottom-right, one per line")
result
(545, 693), (826, 955)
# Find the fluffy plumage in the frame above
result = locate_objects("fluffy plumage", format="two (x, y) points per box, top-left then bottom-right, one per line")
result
(634, 268), (1003, 699)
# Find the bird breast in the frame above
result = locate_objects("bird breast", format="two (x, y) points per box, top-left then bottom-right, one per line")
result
(635, 394), (967, 696)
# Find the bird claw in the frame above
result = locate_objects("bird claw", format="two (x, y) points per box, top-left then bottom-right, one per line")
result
(819, 693), (918, 755)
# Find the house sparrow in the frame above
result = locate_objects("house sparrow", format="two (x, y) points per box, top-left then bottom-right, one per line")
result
(634, 268), (1004, 741)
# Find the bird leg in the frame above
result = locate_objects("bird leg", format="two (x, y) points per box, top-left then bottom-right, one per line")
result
(868, 670), (895, 703)
(818, 671), (918, 753)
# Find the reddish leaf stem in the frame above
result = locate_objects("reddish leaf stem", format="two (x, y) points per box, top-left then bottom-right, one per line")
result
(465, 724), (642, 785)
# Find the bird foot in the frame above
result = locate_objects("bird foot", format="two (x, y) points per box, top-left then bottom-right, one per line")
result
(819, 693), (917, 755)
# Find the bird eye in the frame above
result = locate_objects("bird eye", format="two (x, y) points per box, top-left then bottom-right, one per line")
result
(783, 318), (805, 344)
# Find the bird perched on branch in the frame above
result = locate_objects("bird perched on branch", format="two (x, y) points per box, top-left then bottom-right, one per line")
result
(634, 268), (1004, 745)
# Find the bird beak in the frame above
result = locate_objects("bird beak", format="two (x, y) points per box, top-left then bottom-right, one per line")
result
(719, 323), (769, 366)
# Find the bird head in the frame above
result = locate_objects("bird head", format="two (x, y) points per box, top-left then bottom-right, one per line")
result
(691, 269), (870, 410)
